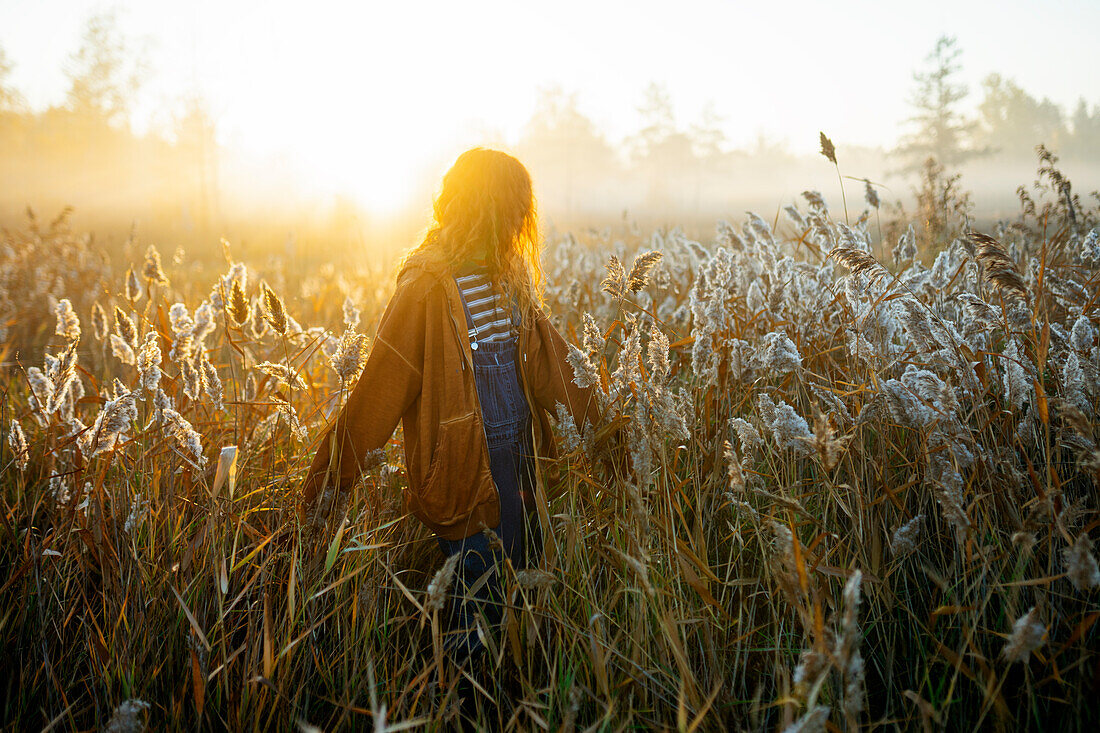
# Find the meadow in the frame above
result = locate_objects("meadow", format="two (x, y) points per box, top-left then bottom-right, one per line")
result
(2, 151), (1098, 731)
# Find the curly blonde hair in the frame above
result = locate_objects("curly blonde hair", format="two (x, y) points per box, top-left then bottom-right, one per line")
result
(405, 148), (544, 324)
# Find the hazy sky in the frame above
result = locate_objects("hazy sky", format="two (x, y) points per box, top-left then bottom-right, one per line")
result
(2, 0), (1097, 209)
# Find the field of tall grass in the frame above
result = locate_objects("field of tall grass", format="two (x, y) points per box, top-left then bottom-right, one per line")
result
(2, 152), (1099, 731)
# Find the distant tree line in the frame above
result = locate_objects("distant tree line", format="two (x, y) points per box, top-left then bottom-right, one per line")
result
(1, 16), (1098, 227)
(0, 11), (219, 230)
(894, 35), (1100, 171)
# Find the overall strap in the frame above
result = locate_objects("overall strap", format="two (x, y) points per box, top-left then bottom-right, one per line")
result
(453, 276), (480, 348)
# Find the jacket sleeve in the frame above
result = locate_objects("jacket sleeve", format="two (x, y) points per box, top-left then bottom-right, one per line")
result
(526, 308), (600, 430)
(298, 275), (427, 519)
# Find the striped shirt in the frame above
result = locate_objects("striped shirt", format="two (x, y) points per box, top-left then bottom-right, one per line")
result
(455, 264), (514, 343)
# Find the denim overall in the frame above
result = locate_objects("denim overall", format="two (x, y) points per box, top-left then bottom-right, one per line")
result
(437, 280), (540, 661)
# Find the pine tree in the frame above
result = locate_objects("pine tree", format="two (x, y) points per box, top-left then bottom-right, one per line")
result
(895, 36), (988, 171)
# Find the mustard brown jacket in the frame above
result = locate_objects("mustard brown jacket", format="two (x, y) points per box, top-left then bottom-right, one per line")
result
(299, 255), (598, 541)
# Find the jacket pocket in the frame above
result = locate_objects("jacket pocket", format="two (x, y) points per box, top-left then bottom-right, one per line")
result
(412, 412), (487, 528)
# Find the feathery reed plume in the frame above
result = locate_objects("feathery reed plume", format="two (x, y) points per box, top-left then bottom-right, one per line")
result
(646, 323), (670, 381)
(1061, 352), (1090, 413)
(785, 204), (808, 230)
(255, 362), (307, 391)
(802, 189), (828, 213)
(481, 524), (506, 554)
(26, 367), (53, 420)
(1080, 228), (1100, 262)
(329, 331), (370, 385)
(91, 302), (108, 341)
(426, 553), (460, 613)
(601, 255), (627, 299)
(746, 211), (775, 243)
(892, 224), (917, 266)
(136, 332), (162, 394)
(955, 293), (999, 334)
(784, 705), (830, 733)
(515, 568), (555, 590)
(723, 440), (745, 493)
(810, 407), (848, 471)
(162, 407), (206, 468)
(123, 493), (149, 533)
(819, 132), (837, 165)
(863, 179), (880, 209)
(87, 391), (138, 458)
(828, 246), (887, 286)
(966, 230), (1028, 301)
(200, 352), (224, 410)
(124, 266), (143, 302)
(260, 282), (287, 335)
(1012, 531), (1037, 553)
(838, 570), (866, 719)
(8, 419), (28, 472)
(249, 298), (268, 339)
(168, 303), (195, 362)
(730, 417), (763, 454)
(342, 296), (360, 331)
(754, 331), (802, 376)
(104, 698), (150, 733)
(555, 402), (582, 453)
(227, 278), (250, 326)
(192, 301), (215, 343)
(1002, 607), (1045, 663)
(927, 453), (971, 539)
(178, 356), (201, 401)
(108, 332), (133, 365)
(756, 393), (813, 454)
(1069, 314), (1096, 352)
(242, 373), (258, 403)
(142, 244), (169, 286)
(627, 251), (662, 293)
(566, 344), (599, 390)
(582, 312), (605, 355)
(793, 648), (828, 699)
(768, 520), (795, 567)
(53, 299), (80, 342)
(819, 132), (848, 222)
(45, 343), (78, 415)
(114, 306), (137, 348)
(891, 514), (923, 557)
(1064, 533), (1100, 591)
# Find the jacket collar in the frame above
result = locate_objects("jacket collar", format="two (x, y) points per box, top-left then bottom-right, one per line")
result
(400, 254), (532, 369)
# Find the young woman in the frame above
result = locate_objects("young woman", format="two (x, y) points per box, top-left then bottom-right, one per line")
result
(298, 147), (598, 680)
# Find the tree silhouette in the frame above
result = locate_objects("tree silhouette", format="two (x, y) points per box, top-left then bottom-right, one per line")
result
(516, 86), (619, 217)
(628, 83), (706, 210)
(631, 82), (676, 165)
(173, 94), (221, 231)
(0, 46), (25, 113)
(690, 102), (727, 161)
(976, 74), (1066, 158)
(64, 11), (143, 125)
(895, 36), (987, 171)
(1066, 99), (1100, 161)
